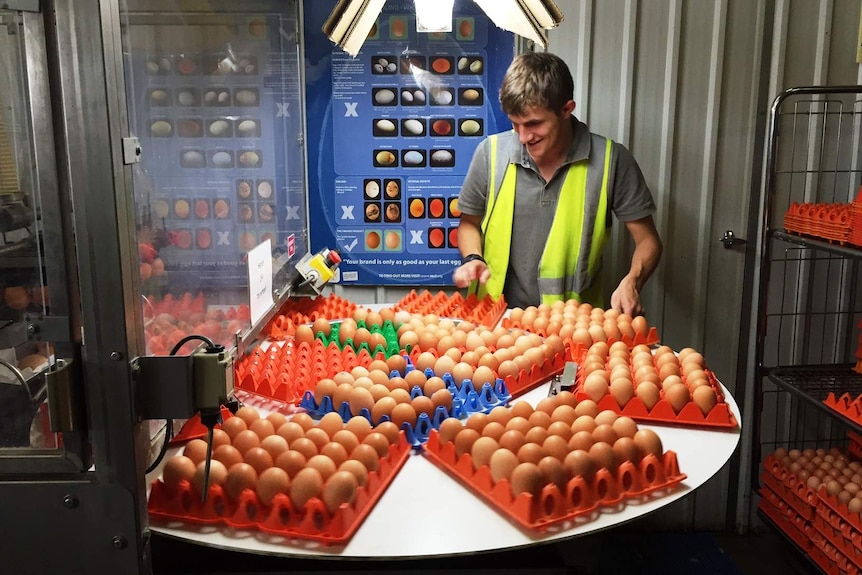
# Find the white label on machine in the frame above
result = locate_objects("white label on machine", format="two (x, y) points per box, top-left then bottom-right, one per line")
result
(247, 239), (274, 326)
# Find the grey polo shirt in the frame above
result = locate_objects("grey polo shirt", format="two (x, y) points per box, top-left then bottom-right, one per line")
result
(457, 118), (656, 309)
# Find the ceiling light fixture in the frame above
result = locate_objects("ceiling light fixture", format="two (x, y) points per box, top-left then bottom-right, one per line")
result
(324, 0), (564, 57)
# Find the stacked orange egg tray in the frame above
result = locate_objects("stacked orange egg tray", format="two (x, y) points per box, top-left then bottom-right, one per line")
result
(783, 201), (857, 246)
(394, 289), (507, 328)
(148, 406), (411, 544)
(759, 446), (862, 574)
(855, 319), (862, 375)
(263, 293), (359, 340)
(821, 363), (862, 426)
(143, 292), (250, 355)
(571, 341), (737, 429)
(423, 394), (686, 531)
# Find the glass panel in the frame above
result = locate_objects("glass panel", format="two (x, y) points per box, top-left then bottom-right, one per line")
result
(119, 0), (308, 356)
(0, 10), (57, 449)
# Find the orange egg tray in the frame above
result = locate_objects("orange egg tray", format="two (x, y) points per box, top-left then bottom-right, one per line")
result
(572, 371), (738, 429)
(234, 340), (389, 404)
(422, 430), (686, 532)
(495, 346), (569, 399)
(783, 201), (859, 246)
(500, 319), (660, 359)
(823, 391), (862, 427)
(760, 452), (862, 573)
(264, 294), (359, 340)
(394, 289), (507, 328)
(148, 433), (411, 544)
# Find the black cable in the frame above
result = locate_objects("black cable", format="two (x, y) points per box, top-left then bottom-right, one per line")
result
(146, 333), (217, 474)
(169, 334), (216, 356)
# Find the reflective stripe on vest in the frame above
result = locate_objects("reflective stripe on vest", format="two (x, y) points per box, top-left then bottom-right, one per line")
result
(474, 135), (612, 306)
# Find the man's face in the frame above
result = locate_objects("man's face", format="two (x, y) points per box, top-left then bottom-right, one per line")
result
(508, 100), (575, 165)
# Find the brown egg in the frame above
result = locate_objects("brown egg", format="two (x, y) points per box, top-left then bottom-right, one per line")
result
(338, 459), (369, 487)
(592, 424), (619, 446)
(306, 454), (337, 481)
(291, 413), (315, 431)
(471, 437), (500, 470)
(294, 324), (315, 347)
(542, 435), (569, 461)
(289, 437), (319, 461)
(437, 417), (464, 444)
(276, 421), (304, 444)
(635, 381), (661, 410)
(235, 405), (261, 426)
(489, 448), (520, 482)
(563, 449), (596, 482)
(225, 462), (258, 501)
(275, 450), (307, 478)
(260, 434), (289, 460)
(182, 439), (209, 466)
(162, 455), (197, 488)
(232, 429), (262, 455)
(517, 442), (547, 464)
(538, 456), (568, 490)
(613, 437), (641, 465)
(692, 385), (717, 416)
(289, 467), (324, 509)
(390, 402), (417, 429)
(320, 441), (349, 467)
(221, 417), (248, 440)
(350, 443), (380, 472)
(329, 429), (359, 454)
(243, 446), (275, 476)
(612, 416), (639, 439)
(510, 462), (547, 497)
(528, 410), (552, 430)
(481, 422), (506, 442)
(249, 418), (275, 439)
(454, 428), (481, 457)
(323, 470), (358, 514)
(257, 467), (290, 505)
(192, 459), (228, 495)
(345, 417), (372, 442)
(386, 354), (407, 375)
(633, 428), (663, 458)
(363, 432), (391, 458)
(589, 442), (617, 472)
(664, 383), (691, 414)
(213, 444), (244, 469)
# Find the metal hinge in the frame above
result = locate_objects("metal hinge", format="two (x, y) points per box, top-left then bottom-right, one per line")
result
(122, 137), (142, 165)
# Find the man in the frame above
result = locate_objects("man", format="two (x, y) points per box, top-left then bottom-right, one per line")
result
(452, 52), (662, 316)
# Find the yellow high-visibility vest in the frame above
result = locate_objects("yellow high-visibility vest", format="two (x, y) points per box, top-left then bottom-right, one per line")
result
(473, 135), (612, 306)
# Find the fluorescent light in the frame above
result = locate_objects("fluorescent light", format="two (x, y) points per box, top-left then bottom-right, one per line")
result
(323, 0), (387, 57)
(415, 0), (454, 33)
(472, 0), (563, 47)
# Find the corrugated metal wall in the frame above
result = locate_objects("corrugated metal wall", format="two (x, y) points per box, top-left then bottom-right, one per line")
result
(330, 0), (862, 531)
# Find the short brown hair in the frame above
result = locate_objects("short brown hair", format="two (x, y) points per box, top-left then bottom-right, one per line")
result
(499, 53), (574, 116)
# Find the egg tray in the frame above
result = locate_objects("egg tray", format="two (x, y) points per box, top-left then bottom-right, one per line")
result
(394, 289), (507, 328)
(811, 504), (862, 571)
(148, 433), (411, 545)
(309, 319), (401, 358)
(572, 373), (738, 429)
(298, 371), (512, 447)
(234, 340), (392, 404)
(823, 390), (862, 427)
(500, 319), (660, 358)
(783, 202), (858, 246)
(497, 346), (570, 399)
(760, 455), (817, 521)
(422, 430), (686, 533)
(264, 294), (359, 340)
(757, 490), (814, 553)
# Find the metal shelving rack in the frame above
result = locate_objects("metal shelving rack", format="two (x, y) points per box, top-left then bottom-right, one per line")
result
(749, 86), (862, 571)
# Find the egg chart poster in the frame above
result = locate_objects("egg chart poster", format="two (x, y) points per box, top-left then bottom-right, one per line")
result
(304, 1), (514, 286)
(128, 8), (308, 289)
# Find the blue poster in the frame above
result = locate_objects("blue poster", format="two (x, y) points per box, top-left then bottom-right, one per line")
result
(304, 1), (514, 285)
(129, 10), (308, 290)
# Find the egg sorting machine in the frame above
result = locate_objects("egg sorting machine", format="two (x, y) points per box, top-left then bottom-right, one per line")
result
(0, 2), (326, 573)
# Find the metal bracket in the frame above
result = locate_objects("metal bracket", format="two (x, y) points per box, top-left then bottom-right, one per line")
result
(721, 229), (747, 249)
(24, 314), (71, 342)
(548, 361), (578, 397)
(122, 137), (141, 165)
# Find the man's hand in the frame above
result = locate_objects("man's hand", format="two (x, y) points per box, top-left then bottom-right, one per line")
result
(610, 275), (642, 316)
(453, 260), (491, 288)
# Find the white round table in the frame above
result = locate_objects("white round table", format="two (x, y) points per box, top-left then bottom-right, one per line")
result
(148, 380), (741, 558)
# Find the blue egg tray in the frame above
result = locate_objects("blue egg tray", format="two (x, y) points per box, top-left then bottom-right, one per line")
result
(298, 361), (511, 447)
